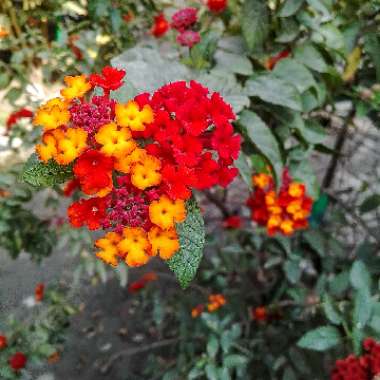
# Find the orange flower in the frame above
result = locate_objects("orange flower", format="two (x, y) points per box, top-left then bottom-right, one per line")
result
(207, 294), (226, 312)
(115, 101), (154, 131)
(148, 226), (180, 260)
(61, 74), (92, 100)
(252, 173), (272, 189)
(252, 306), (267, 322)
(191, 304), (204, 318)
(117, 227), (152, 267)
(47, 351), (60, 364)
(114, 147), (147, 174)
(149, 195), (186, 230)
(95, 232), (122, 267)
(131, 154), (162, 190)
(33, 98), (70, 131)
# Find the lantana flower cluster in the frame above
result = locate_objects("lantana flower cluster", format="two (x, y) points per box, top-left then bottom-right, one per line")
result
(33, 66), (240, 268)
(246, 170), (313, 236)
(191, 293), (227, 318)
(331, 338), (380, 380)
(171, 7), (201, 48)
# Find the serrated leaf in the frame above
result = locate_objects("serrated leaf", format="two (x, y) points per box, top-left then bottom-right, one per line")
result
(21, 154), (73, 187)
(245, 75), (302, 111)
(167, 199), (205, 289)
(297, 326), (342, 351)
(239, 110), (283, 185)
(241, 0), (269, 52)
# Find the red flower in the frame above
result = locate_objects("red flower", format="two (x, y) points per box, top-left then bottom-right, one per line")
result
(123, 12), (134, 23)
(211, 120), (241, 161)
(73, 150), (114, 196)
(0, 335), (7, 350)
(128, 272), (158, 293)
(252, 306), (268, 322)
(6, 108), (33, 132)
(9, 352), (27, 372)
(89, 66), (126, 92)
(35, 283), (45, 302)
(331, 355), (368, 380)
(161, 164), (196, 200)
(265, 50), (291, 70)
(151, 13), (169, 37)
(207, 0), (227, 13)
(171, 8), (198, 31)
(68, 197), (107, 230)
(63, 178), (80, 197)
(223, 215), (242, 229)
(176, 30), (201, 48)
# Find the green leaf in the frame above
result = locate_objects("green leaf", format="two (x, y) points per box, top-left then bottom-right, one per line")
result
(235, 152), (252, 189)
(272, 58), (316, 93)
(207, 335), (219, 359)
(318, 24), (345, 52)
(223, 354), (248, 368)
(350, 261), (371, 292)
(359, 194), (380, 214)
(205, 363), (218, 380)
(364, 34), (380, 81)
(21, 154), (73, 187)
(167, 199), (205, 289)
(322, 294), (342, 325)
(284, 259), (302, 284)
(297, 326), (342, 351)
(278, 0), (304, 17)
(303, 229), (325, 256)
(353, 289), (373, 329)
(294, 43), (328, 73)
(241, 0), (269, 52)
(190, 31), (219, 70)
(239, 110), (283, 184)
(214, 50), (253, 76)
(245, 75), (302, 111)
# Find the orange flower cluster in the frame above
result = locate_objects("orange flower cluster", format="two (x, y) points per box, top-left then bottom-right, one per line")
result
(32, 66), (239, 269)
(191, 294), (227, 318)
(247, 171), (313, 236)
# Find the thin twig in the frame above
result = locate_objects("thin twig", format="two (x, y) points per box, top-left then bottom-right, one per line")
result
(100, 338), (179, 374)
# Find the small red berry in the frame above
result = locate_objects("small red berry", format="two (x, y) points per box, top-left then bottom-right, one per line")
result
(9, 352), (27, 371)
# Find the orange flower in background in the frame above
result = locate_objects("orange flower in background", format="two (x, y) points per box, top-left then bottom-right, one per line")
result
(47, 351), (60, 364)
(0, 26), (10, 38)
(128, 272), (158, 293)
(151, 13), (170, 37)
(265, 50), (291, 70)
(207, 294), (226, 312)
(0, 335), (7, 350)
(247, 170), (313, 236)
(35, 283), (45, 302)
(191, 304), (205, 318)
(61, 74), (92, 100)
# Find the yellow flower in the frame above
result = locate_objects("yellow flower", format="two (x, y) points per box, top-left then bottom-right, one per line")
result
(33, 98), (70, 131)
(288, 182), (305, 198)
(114, 147), (147, 174)
(265, 191), (277, 207)
(279, 219), (294, 235)
(95, 232), (121, 267)
(267, 215), (282, 229)
(131, 155), (162, 190)
(60, 74), (92, 100)
(115, 101), (154, 131)
(36, 132), (58, 162)
(252, 173), (272, 189)
(95, 122), (136, 157)
(148, 226), (180, 260)
(149, 195), (186, 230)
(55, 128), (88, 165)
(117, 227), (152, 267)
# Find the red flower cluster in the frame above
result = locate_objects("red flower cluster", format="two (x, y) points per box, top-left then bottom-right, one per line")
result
(223, 215), (242, 229)
(207, 0), (228, 13)
(9, 352), (27, 372)
(33, 66), (240, 268)
(6, 108), (33, 132)
(171, 8), (200, 47)
(265, 50), (291, 70)
(151, 13), (170, 37)
(0, 335), (7, 350)
(246, 170), (313, 236)
(35, 283), (45, 302)
(331, 338), (380, 380)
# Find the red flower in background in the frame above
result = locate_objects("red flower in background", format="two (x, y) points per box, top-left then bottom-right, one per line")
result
(6, 108), (33, 133)
(151, 13), (170, 37)
(171, 8), (198, 31)
(90, 66), (126, 92)
(128, 272), (158, 293)
(223, 215), (242, 229)
(252, 306), (268, 322)
(207, 0), (227, 12)
(265, 50), (291, 70)
(35, 283), (45, 302)
(9, 352), (27, 372)
(176, 30), (201, 48)
(0, 335), (7, 350)
(68, 197), (107, 230)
